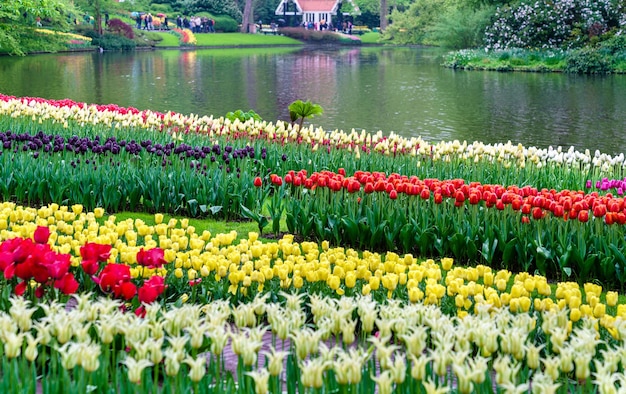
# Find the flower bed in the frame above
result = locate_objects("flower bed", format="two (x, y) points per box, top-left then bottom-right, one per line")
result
(1, 94), (626, 392)
(0, 203), (624, 392)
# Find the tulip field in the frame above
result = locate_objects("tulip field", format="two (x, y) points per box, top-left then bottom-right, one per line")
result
(2, 94), (626, 393)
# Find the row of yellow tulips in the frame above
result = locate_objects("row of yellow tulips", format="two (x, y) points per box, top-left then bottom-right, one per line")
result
(0, 201), (624, 339)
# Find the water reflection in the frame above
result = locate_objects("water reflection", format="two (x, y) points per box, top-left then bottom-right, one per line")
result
(0, 47), (625, 154)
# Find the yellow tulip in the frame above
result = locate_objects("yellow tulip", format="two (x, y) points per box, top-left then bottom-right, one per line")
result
(570, 308), (581, 322)
(593, 303), (606, 319)
(606, 291), (619, 307)
(369, 276), (380, 291)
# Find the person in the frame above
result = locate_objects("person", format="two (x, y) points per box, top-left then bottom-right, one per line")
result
(147, 13), (153, 30)
(143, 14), (148, 30)
(183, 17), (190, 29)
(208, 18), (215, 33)
(136, 13), (142, 29)
(258, 19), (262, 31)
(36, 16), (42, 27)
(105, 12), (109, 26)
(163, 16), (169, 30)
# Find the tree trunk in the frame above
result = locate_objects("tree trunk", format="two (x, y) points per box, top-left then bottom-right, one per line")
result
(240, 0), (254, 33)
(92, 0), (103, 35)
(380, 0), (388, 31)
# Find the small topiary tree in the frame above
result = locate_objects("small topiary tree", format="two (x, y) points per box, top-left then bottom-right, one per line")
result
(107, 18), (134, 39)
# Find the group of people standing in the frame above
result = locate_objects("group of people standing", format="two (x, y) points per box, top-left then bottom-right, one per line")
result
(175, 16), (215, 33)
(135, 13), (170, 31)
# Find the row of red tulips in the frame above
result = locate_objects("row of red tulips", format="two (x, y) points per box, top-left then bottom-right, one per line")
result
(260, 169), (626, 225)
(251, 169), (626, 287)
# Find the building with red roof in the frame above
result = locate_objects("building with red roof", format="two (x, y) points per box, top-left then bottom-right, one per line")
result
(274, 0), (360, 27)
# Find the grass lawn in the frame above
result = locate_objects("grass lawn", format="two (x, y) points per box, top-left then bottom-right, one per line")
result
(154, 32), (180, 47)
(195, 32), (302, 46)
(360, 32), (382, 44)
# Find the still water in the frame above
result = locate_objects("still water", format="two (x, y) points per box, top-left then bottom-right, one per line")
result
(0, 46), (624, 155)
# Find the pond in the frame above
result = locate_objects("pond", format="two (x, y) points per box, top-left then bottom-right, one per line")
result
(0, 46), (625, 155)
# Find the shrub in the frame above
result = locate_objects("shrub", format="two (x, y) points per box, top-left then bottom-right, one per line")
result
(426, 5), (494, 49)
(14, 27), (69, 54)
(107, 18), (134, 39)
(485, 0), (624, 50)
(279, 27), (341, 43)
(565, 47), (612, 73)
(213, 15), (238, 33)
(91, 34), (136, 51)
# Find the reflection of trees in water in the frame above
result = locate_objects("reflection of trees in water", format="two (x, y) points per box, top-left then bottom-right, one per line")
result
(458, 72), (620, 151)
(274, 50), (339, 124)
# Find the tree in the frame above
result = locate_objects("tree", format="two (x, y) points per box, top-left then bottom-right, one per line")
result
(0, 0), (72, 55)
(380, 0), (388, 29)
(175, 0), (242, 21)
(241, 0), (253, 32)
(72, 0), (112, 35)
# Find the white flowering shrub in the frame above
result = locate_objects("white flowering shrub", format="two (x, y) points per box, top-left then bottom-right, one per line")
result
(485, 0), (624, 50)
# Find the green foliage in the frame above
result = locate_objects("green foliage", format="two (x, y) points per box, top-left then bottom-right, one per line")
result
(426, 5), (494, 49)
(174, 0), (242, 22)
(150, 3), (174, 14)
(443, 48), (570, 72)
(0, 0), (74, 55)
(225, 110), (263, 123)
(564, 47), (612, 74)
(91, 33), (136, 50)
(288, 100), (324, 129)
(381, 0), (454, 45)
(253, 0), (281, 27)
(0, 25), (25, 55)
(212, 15), (238, 32)
(279, 27), (342, 43)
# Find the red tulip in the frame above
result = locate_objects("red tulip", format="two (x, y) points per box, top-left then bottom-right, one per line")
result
(253, 177), (262, 187)
(532, 207), (544, 220)
(593, 204), (607, 218)
(80, 243), (112, 263)
(578, 210), (589, 223)
(15, 281), (27, 296)
(33, 226), (50, 244)
(45, 252), (71, 280)
(54, 272), (79, 295)
(94, 263), (132, 293)
(114, 281), (137, 300)
(81, 260), (100, 276)
(420, 189), (431, 200)
(469, 193), (480, 205)
(138, 275), (166, 304)
(389, 190), (398, 200)
(137, 248), (166, 269)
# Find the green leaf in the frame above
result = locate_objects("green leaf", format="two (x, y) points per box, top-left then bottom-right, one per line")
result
(502, 238), (518, 264)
